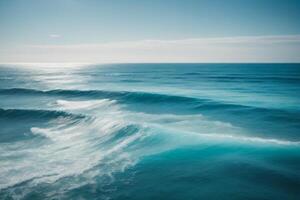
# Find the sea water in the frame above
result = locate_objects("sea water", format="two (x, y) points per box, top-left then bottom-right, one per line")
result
(0, 63), (299, 199)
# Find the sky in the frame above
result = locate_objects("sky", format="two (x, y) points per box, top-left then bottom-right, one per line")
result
(0, 0), (300, 63)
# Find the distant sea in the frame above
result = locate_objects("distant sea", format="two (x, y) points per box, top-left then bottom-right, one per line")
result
(0, 63), (299, 200)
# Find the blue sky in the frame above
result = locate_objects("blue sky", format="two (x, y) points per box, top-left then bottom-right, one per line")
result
(1, 0), (300, 63)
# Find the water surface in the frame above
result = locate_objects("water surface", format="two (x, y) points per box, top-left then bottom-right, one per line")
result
(0, 63), (299, 200)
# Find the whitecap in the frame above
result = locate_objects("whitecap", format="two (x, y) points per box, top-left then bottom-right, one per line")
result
(55, 99), (116, 110)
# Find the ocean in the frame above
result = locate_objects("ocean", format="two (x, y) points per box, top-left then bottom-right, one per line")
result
(0, 63), (299, 200)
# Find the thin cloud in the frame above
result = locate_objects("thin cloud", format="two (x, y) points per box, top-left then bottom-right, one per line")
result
(34, 34), (300, 49)
(3, 35), (300, 63)
(49, 34), (61, 38)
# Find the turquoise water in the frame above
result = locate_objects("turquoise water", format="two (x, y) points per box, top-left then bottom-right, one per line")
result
(0, 63), (299, 199)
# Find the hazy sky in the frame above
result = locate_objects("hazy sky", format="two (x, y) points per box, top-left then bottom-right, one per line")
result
(1, 0), (300, 63)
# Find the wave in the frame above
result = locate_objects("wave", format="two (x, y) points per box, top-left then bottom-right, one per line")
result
(54, 99), (116, 111)
(0, 88), (201, 104)
(187, 132), (300, 146)
(0, 119), (138, 192)
(2, 88), (299, 120)
(0, 99), (140, 192)
(0, 108), (84, 120)
(0, 87), (262, 111)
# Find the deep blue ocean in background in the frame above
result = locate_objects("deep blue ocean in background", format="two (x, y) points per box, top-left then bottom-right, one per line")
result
(0, 63), (299, 200)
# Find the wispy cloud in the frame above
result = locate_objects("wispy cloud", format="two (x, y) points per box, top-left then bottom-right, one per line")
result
(49, 34), (61, 38)
(34, 35), (300, 49)
(2, 35), (300, 63)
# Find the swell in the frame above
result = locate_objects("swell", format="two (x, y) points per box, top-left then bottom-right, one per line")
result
(181, 74), (300, 82)
(0, 108), (84, 120)
(1, 88), (299, 117)
(0, 88), (199, 104)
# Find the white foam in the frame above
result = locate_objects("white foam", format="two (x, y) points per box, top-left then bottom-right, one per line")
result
(0, 101), (141, 192)
(127, 112), (240, 137)
(130, 112), (300, 146)
(193, 133), (300, 146)
(55, 99), (116, 110)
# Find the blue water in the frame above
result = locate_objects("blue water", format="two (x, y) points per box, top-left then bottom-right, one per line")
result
(0, 63), (299, 200)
